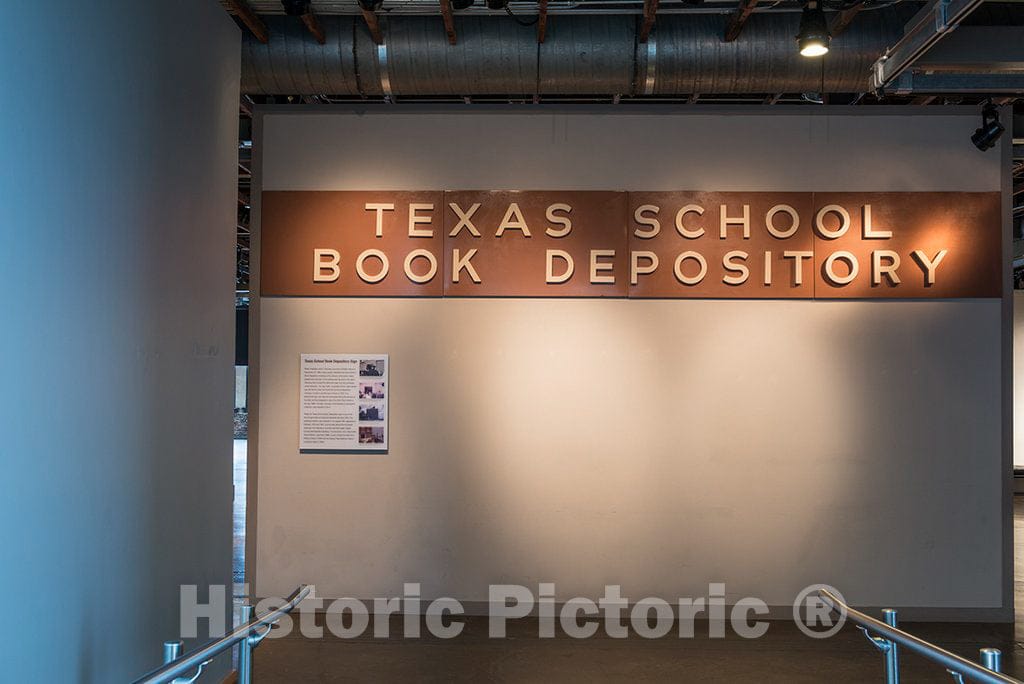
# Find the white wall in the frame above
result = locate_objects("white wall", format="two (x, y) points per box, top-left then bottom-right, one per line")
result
(254, 109), (1009, 617)
(0, 2), (239, 680)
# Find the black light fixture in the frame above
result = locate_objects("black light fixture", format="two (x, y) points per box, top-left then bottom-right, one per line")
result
(971, 104), (1005, 151)
(797, 0), (830, 57)
(281, 0), (311, 15)
(486, 0), (508, 9)
(357, 0), (383, 10)
(452, 0), (475, 8)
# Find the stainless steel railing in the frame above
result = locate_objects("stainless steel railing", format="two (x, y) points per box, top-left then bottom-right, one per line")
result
(131, 584), (310, 684)
(819, 588), (1021, 684)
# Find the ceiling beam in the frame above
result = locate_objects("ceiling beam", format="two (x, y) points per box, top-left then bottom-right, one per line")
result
(361, 8), (384, 45)
(538, 0), (549, 43)
(301, 11), (326, 44)
(870, 0), (986, 92)
(888, 72), (1024, 94)
(724, 0), (759, 43)
(829, 2), (863, 37)
(439, 0), (457, 45)
(913, 27), (1024, 73)
(639, 0), (659, 43)
(223, 0), (269, 44)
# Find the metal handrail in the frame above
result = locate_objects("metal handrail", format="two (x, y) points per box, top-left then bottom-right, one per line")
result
(819, 589), (1021, 684)
(131, 584), (310, 684)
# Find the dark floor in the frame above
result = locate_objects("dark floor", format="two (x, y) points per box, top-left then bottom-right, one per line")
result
(242, 497), (1024, 682)
(252, 615), (1023, 683)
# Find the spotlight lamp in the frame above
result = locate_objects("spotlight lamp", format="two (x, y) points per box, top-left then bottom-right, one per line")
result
(451, 0), (475, 8)
(971, 104), (1005, 151)
(486, 0), (508, 9)
(797, 0), (830, 57)
(357, 0), (383, 11)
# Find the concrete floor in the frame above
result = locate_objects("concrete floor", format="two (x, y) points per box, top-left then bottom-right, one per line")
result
(239, 489), (1024, 682)
(233, 439), (246, 586)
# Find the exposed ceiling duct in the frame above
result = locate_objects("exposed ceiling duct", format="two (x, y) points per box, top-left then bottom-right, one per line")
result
(241, 11), (911, 97)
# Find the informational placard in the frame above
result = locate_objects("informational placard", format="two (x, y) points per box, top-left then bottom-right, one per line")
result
(299, 353), (388, 451)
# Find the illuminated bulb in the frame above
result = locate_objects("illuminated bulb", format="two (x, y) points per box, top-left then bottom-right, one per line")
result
(800, 42), (829, 57)
(797, 1), (830, 57)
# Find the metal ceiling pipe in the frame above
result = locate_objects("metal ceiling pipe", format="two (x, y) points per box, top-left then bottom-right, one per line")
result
(539, 15), (636, 94)
(386, 17), (539, 95)
(649, 11), (903, 94)
(240, 11), (908, 97)
(243, 15), (378, 95)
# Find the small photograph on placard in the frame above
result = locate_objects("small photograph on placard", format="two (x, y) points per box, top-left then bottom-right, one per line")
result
(359, 382), (385, 399)
(359, 359), (386, 377)
(359, 426), (385, 444)
(359, 403), (385, 421)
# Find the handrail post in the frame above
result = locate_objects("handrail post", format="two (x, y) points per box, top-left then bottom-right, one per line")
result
(238, 605), (254, 684)
(162, 641), (183, 665)
(882, 609), (900, 684)
(981, 648), (1002, 673)
(818, 589), (1023, 684)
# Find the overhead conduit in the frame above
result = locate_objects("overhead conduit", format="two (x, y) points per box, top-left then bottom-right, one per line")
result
(241, 10), (911, 97)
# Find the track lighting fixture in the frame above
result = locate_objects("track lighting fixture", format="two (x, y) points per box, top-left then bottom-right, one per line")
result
(797, 0), (830, 57)
(971, 104), (1005, 151)
(452, 0), (475, 8)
